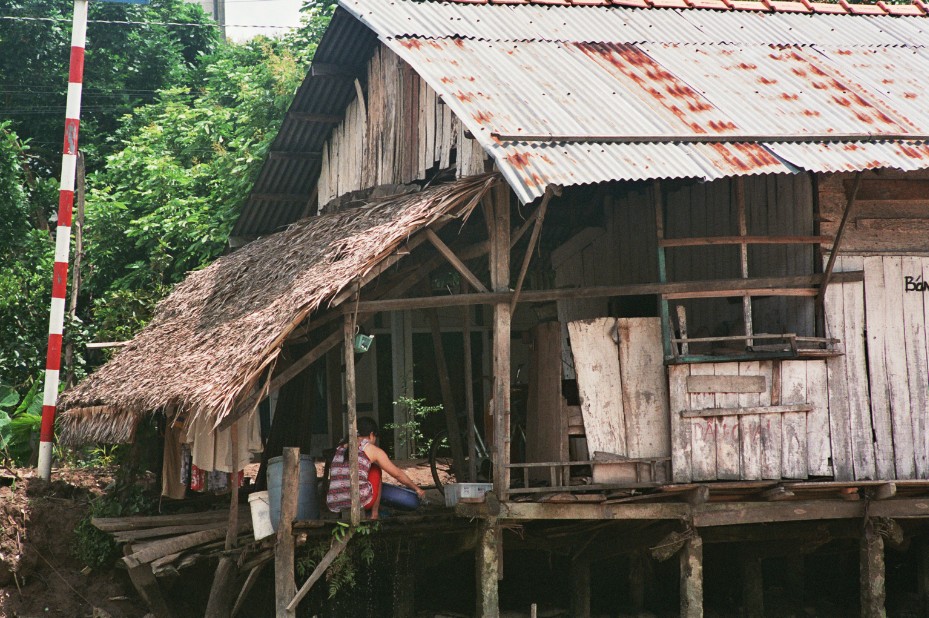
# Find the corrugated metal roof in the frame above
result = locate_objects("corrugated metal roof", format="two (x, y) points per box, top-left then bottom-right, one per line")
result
(382, 34), (929, 201)
(235, 0), (929, 236)
(341, 0), (929, 45)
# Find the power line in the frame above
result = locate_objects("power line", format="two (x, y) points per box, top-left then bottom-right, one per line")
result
(0, 14), (296, 29)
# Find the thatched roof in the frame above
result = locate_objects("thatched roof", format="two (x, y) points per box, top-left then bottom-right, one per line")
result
(60, 174), (499, 445)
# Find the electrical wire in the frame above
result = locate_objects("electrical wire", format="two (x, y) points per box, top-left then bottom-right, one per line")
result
(0, 14), (297, 28)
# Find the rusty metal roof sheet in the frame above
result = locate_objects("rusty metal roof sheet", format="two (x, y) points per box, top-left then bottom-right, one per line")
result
(236, 0), (929, 235)
(382, 34), (929, 201)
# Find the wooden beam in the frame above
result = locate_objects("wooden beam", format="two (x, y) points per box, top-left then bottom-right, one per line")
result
(817, 172), (862, 311)
(680, 404), (813, 418)
(463, 298), (477, 482)
(231, 563), (266, 617)
(500, 502), (689, 520)
(344, 315), (361, 526)
(735, 177), (753, 347)
(287, 528), (354, 612)
(511, 187), (557, 311)
(290, 112), (342, 123)
(348, 272), (864, 314)
(268, 151), (323, 161)
(659, 235), (831, 248)
(663, 287), (819, 300)
(275, 448), (300, 617)
(250, 193), (309, 202)
(311, 62), (364, 78)
(425, 229), (489, 293)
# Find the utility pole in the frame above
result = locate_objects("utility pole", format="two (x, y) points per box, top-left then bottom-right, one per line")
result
(38, 0), (88, 481)
(213, 0), (226, 41)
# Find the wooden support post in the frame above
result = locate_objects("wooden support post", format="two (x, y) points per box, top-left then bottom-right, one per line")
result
(654, 181), (673, 360)
(426, 229), (489, 293)
(425, 306), (468, 482)
(817, 172), (862, 311)
(476, 518), (500, 618)
(487, 183), (512, 499)
(275, 447), (300, 618)
(741, 550), (764, 618)
(570, 556), (591, 618)
(629, 551), (647, 614)
(344, 314), (361, 526)
(735, 177), (753, 347)
(860, 521), (887, 618)
(680, 533), (703, 618)
(231, 563), (266, 617)
(463, 297), (477, 482)
(918, 538), (929, 615)
(205, 422), (240, 618)
(393, 539), (416, 618)
(511, 186), (556, 311)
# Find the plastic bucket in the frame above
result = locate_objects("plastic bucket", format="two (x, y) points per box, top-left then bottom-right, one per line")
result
(248, 491), (274, 540)
(267, 454), (319, 530)
(381, 483), (419, 510)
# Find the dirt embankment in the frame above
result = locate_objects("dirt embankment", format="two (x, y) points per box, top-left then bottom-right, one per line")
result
(0, 467), (146, 618)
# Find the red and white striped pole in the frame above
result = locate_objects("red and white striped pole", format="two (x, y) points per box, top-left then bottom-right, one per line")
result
(38, 0), (88, 480)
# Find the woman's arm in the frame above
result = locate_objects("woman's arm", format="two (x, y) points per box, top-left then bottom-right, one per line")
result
(364, 444), (426, 499)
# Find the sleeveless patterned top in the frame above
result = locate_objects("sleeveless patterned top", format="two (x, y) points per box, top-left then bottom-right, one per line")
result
(326, 438), (373, 512)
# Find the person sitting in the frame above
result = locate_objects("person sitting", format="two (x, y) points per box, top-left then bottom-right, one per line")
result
(326, 416), (425, 520)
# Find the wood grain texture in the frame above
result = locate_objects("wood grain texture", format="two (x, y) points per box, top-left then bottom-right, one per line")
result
(758, 361), (782, 480)
(805, 360), (832, 477)
(864, 257), (898, 479)
(823, 277), (854, 481)
(714, 363), (742, 480)
(780, 360), (809, 479)
(568, 319), (627, 457)
(526, 322), (568, 482)
(669, 364), (693, 483)
(617, 318), (671, 460)
(739, 361), (764, 481)
(689, 363), (718, 481)
(883, 256), (916, 478)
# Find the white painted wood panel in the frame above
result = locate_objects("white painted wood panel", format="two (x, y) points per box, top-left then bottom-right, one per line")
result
(780, 360), (809, 479)
(714, 363), (741, 480)
(568, 319), (627, 457)
(805, 360), (831, 477)
(669, 364), (693, 483)
(738, 361), (763, 480)
(864, 257), (899, 479)
(689, 363), (718, 481)
(617, 318), (671, 460)
(882, 256), (916, 478)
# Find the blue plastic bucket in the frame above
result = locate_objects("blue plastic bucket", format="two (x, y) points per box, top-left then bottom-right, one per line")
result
(381, 483), (419, 510)
(267, 454), (319, 530)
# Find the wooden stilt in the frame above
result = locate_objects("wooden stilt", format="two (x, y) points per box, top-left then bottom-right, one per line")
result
(680, 533), (703, 618)
(740, 549), (764, 618)
(570, 557), (591, 618)
(393, 539), (416, 618)
(918, 538), (929, 616)
(205, 422), (240, 618)
(275, 447), (300, 617)
(486, 183), (511, 499)
(629, 551), (646, 613)
(476, 518), (500, 618)
(860, 521), (886, 618)
(463, 297), (477, 482)
(344, 314), (361, 526)
(231, 563), (266, 617)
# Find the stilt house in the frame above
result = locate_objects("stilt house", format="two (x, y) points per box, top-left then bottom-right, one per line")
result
(61, 0), (929, 614)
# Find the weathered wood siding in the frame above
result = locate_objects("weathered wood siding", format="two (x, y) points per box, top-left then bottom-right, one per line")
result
(819, 171), (929, 255)
(554, 174), (815, 376)
(669, 359), (828, 482)
(317, 44), (486, 208)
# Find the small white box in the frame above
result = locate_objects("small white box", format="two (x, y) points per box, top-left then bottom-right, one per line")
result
(444, 482), (493, 507)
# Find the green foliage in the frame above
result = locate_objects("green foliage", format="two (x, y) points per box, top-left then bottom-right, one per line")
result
(296, 522), (379, 599)
(83, 39), (304, 341)
(0, 0), (217, 174)
(0, 379), (42, 465)
(384, 397), (444, 458)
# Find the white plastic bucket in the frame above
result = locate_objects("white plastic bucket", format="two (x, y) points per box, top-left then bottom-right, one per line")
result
(248, 491), (274, 540)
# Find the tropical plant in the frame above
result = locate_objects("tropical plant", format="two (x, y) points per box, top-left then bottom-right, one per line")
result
(384, 396), (444, 458)
(0, 380), (43, 466)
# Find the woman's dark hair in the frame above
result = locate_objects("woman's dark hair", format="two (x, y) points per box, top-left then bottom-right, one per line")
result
(338, 416), (380, 463)
(357, 416), (379, 437)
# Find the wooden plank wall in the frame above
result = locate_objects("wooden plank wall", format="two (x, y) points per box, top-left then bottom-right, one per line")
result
(668, 360), (827, 482)
(568, 317), (671, 463)
(317, 45), (486, 208)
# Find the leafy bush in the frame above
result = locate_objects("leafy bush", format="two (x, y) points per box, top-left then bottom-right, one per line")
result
(296, 522), (379, 599)
(0, 380), (42, 466)
(384, 397), (444, 458)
